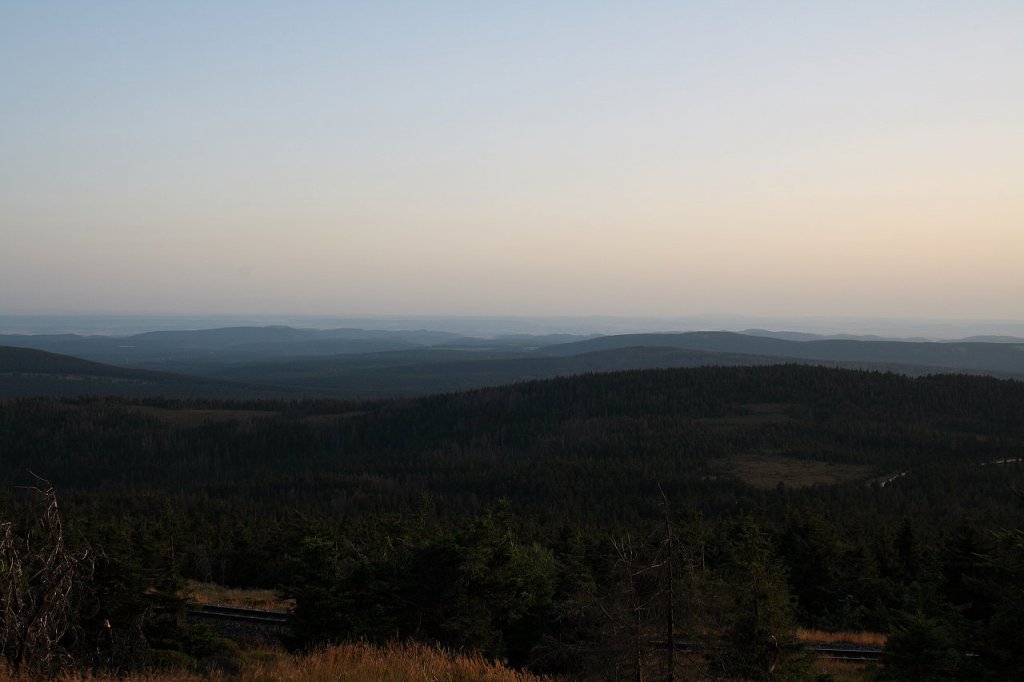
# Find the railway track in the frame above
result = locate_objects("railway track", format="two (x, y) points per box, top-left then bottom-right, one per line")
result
(189, 603), (288, 625)
(189, 605), (883, 662)
(811, 643), (883, 661)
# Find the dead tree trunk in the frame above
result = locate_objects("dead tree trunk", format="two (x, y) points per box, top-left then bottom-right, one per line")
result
(0, 482), (92, 673)
(661, 488), (675, 682)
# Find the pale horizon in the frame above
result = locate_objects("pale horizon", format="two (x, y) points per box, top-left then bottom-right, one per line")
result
(3, 311), (1024, 341)
(3, 2), (1022, 320)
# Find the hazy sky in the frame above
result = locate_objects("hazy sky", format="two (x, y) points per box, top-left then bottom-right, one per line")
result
(2, 1), (1021, 319)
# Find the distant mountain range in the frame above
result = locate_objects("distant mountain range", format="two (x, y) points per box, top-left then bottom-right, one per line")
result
(1, 326), (1022, 399)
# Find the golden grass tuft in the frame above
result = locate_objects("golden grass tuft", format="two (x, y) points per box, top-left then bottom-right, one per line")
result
(0, 641), (556, 682)
(241, 641), (555, 682)
(797, 628), (888, 647)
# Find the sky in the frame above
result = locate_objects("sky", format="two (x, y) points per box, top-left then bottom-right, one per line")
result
(2, 1), (1022, 320)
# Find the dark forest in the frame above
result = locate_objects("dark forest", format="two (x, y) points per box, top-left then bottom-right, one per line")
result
(2, 365), (1023, 680)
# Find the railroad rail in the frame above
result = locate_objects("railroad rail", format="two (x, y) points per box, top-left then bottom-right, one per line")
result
(189, 603), (288, 625)
(811, 643), (883, 661)
(188, 605), (884, 662)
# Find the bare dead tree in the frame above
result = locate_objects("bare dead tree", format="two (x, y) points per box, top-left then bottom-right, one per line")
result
(0, 521), (23, 658)
(659, 486), (675, 682)
(610, 533), (646, 682)
(610, 532), (669, 682)
(0, 480), (93, 673)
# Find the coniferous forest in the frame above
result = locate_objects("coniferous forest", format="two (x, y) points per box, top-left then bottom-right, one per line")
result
(2, 364), (1024, 680)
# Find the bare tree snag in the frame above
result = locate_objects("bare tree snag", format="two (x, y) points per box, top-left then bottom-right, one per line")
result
(0, 480), (92, 673)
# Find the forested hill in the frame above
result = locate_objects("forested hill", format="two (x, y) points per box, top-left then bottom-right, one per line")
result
(3, 364), (1024, 677)
(541, 331), (1024, 376)
(6, 330), (1024, 400)
(0, 345), (306, 399)
(0, 345), (139, 375)
(3, 364), (1022, 530)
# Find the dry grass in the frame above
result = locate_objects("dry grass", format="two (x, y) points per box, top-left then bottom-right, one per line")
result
(0, 641), (556, 681)
(796, 631), (885, 682)
(720, 454), (875, 489)
(242, 642), (554, 681)
(797, 628), (887, 647)
(187, 581), (293, 612)
(808, 658), (877, 682)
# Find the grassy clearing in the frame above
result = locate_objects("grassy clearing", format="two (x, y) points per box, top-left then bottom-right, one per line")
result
(721, 454), (875, 489)
(0, 642), (555, 681)
(187, 581), (293, 612)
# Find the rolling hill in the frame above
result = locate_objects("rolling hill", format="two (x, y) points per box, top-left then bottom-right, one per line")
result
(0, 346), (306, 399)
(3, 327), (1023, 400)
(539, 331), (1024, 376)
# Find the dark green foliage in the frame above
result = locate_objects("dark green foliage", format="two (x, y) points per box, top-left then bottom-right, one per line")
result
(704, 518), (808, 681)
(4, 366), (1024, 536)
(958, 498), (1024, 680)
(780, 512), (843, 628)
(2, 365), (1024, 677)
(281, 536), (349, 644)
(285, 506), (558, 666)
(881, 613), (961, 680)
(0, 487), (236, 676)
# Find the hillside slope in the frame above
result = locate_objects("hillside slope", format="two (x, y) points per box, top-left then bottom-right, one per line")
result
(541, 331), (1024, 376)
(0, 346), (304, 399)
